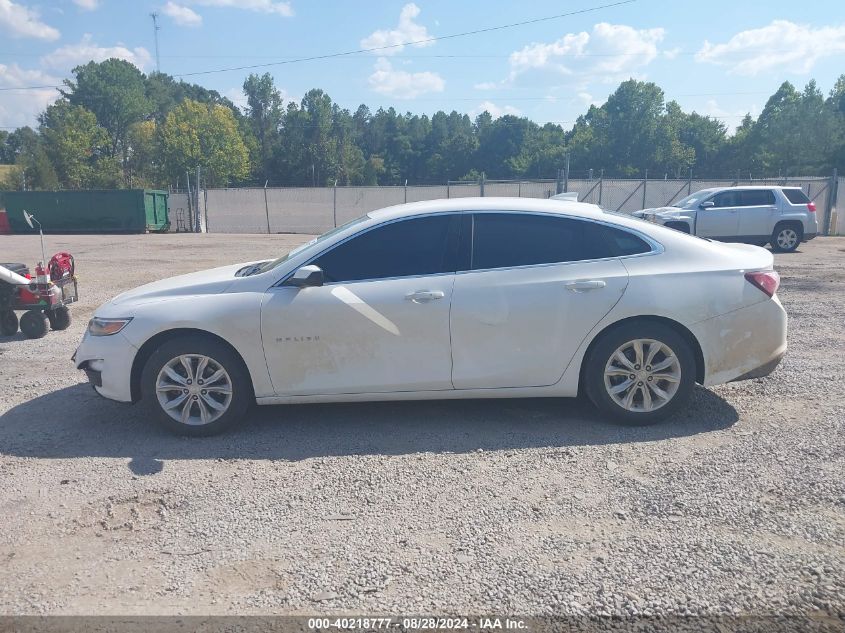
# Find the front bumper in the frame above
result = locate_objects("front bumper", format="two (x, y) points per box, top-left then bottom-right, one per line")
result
(690, 295), (788, 387)
(73, 330), (138, 402)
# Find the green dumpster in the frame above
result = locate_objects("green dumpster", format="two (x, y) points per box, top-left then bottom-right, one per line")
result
(4, 190), (169, 234)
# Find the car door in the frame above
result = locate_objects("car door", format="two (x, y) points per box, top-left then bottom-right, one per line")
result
(695, 190), (741, 239)
(261, 214), (460, 396)
(736, 189), (777, 240)
(449, 213), (636, 390)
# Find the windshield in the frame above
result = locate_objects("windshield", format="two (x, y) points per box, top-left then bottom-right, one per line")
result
(252, 215), (370, 274)
(674, 192), (712, 209)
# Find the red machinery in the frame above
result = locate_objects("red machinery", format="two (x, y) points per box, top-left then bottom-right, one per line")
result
(0, 253), (78, 339)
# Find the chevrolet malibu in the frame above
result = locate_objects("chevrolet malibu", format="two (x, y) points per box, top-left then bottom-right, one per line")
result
(74, 198), (787, 436)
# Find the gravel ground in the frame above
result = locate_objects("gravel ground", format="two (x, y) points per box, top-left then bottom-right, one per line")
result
(0, 233), (843, 624)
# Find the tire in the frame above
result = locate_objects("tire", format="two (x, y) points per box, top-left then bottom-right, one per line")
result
(19, 310), (49, 339)
(0, 310), (18, 336)
(47, 306), (72, 331)
(141, 335), (252, 436)
(771, 223), (802, 253)
(584, 321), (696, 426)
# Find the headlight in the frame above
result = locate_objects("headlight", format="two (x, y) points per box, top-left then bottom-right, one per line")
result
(88, 317), (133, 336)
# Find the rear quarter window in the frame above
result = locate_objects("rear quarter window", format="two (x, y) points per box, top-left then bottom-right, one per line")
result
(782, 189), (811, 204)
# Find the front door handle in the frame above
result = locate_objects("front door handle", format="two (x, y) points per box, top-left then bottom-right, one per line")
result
(405, 290), (445, 303)
(565, 280), (607, 293)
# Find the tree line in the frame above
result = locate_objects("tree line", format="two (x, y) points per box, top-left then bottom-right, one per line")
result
(1, 58), (843, 191)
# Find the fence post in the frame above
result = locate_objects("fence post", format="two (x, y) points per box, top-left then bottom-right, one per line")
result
(404, 179), (408, 203)
(333, 180), (338, 228)
(642, 170), (648, 209)
(599, 170), (604, 205)
(825, 168), (838, 236)
(480, 172), (485, 197)
(447, 181), (451, 199)
(688, 168), (693, 196)
(556, 169), (563, 195)
(263, 180), (271, 234)
(564, 153), (570, 193)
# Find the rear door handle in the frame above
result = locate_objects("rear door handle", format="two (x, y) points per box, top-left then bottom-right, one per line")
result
(405, 290), (445, 303)
(565, 280), (607, 292)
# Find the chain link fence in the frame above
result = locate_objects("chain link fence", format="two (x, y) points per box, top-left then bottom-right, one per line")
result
(200, 174), (840, 236)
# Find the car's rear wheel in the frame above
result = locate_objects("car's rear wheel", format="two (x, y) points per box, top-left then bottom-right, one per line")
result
(771, 223), (801, 253)
(585, 322), (696, 425)
(141, 335), (252, 436)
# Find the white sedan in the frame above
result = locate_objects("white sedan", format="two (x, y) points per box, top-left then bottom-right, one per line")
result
(74, 198), (787, 435)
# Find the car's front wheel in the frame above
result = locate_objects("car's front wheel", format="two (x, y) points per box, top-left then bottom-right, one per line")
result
(585, 322), (696, 425)
(141, 335), (252, 436)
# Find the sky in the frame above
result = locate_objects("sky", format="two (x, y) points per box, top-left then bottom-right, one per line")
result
(1, 0), (844, 133)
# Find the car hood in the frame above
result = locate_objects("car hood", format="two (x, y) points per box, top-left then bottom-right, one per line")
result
(107, 262), (254, 308)
(634, 206), (686, 218)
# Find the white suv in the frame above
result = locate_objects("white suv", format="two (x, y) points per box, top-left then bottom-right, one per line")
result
(633, 186), (818, 252)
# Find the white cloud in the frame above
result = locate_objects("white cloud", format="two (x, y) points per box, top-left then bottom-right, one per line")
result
(696, 20), (845, 76)
(41, 34), (152, 71)
(368, 57), (444, 99)
(0, 63), (60, 128)
(72, 0), (99, 10)
(470, 101), (522, 119)
(182, 0), (293, 16)
(361, 3), (433, 55)
(505, 22), (664, 83)
(0, 0), (60, 40)
(662, 47), (681, 60)
(473, 81), (499, 90)
(162, 1), (202, 27)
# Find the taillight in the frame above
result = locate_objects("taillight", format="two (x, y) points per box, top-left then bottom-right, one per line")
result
(745, 271), (780, 297)
(807, 202), (816, 212)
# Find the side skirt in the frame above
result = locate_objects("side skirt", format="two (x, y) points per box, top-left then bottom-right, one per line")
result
(256, 384), (575, 406)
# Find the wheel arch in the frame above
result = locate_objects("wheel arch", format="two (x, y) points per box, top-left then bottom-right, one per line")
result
(773, 219), (804, 238)
(578, 315), (706, 393)
(664, 220), (691, 234)
(130, 327), (255, 403)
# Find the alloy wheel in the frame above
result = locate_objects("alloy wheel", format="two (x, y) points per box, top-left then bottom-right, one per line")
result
(603, 338), (682, 412)
(777, 228), (798, 250)
(155, 354), (233, 426)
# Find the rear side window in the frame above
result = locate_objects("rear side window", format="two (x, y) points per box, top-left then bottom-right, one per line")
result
(470, 213), (651, 270)
(312, 215), (457, 283)
(740, 190), (776, 206)
(782, 189), (811, 204)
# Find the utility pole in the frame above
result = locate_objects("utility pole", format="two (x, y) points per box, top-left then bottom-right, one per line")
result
(150, 13), (161, 74)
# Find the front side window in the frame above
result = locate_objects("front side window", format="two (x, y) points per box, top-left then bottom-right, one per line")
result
(470, 213), (651, 270)
(712, 191), (741, 208)
(312, 215), (457, 283)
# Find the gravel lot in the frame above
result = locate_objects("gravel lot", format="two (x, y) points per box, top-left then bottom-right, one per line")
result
(0, 233), (843, 623)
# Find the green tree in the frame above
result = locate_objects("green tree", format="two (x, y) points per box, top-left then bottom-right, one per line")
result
(160, 99), (250, 187)
(62, 58), (152, 183)
(39, 100), (113, 189)
(0, 127), (58, 190)
(243, 73), (284, 183)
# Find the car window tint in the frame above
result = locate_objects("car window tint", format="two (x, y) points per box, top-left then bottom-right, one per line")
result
(782, 189), (810, 204)
(470, 214), (650, 269)
(712, 191), (741, 207)
(740, 190), (776, 206)
(592, 224), (652, 256)
(313, 215), (455, 283)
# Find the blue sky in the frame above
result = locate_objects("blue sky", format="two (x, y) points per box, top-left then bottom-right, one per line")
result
(1, 0), (844, 131)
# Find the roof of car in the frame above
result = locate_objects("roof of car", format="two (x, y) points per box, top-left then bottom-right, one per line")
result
(693, 185), (802, 195)
(368, 197), (605, 221)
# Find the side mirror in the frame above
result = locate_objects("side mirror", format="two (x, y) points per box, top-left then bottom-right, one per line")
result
(285, 264), (324, 288)
(699, 200), (715, 209)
